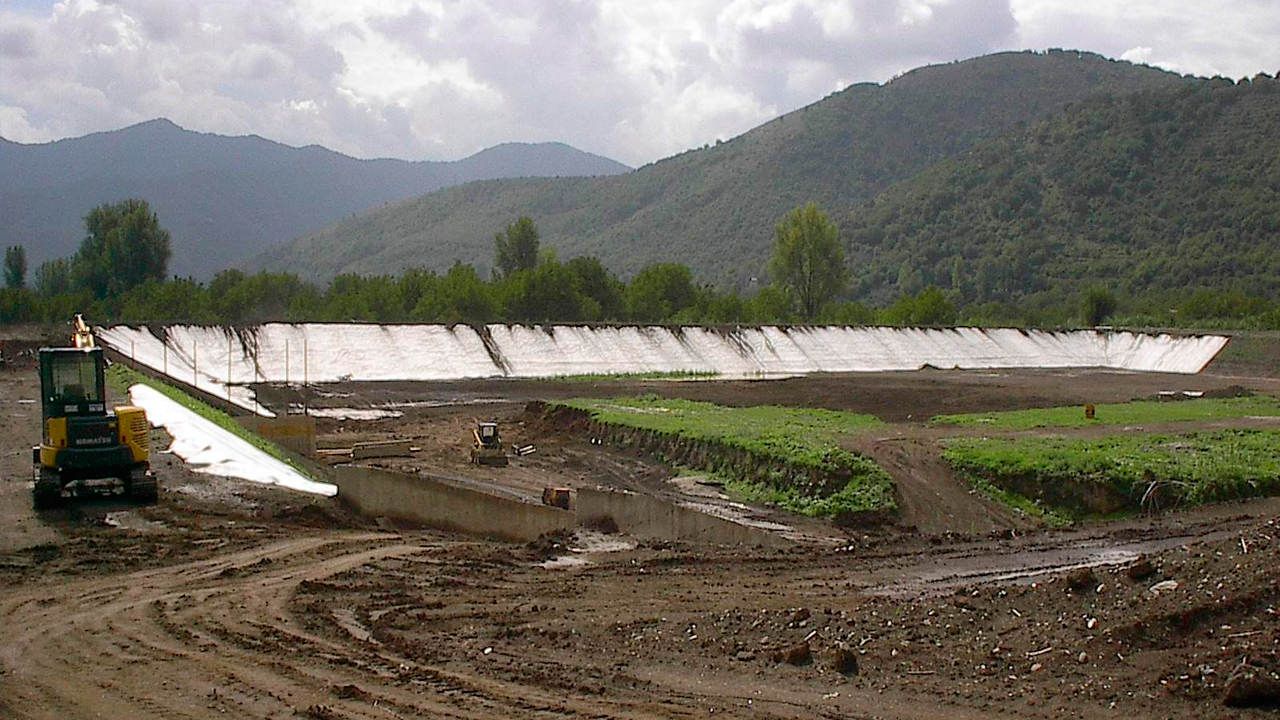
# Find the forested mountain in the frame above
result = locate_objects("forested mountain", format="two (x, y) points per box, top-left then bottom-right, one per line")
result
(257, 50), (1190, 287)
(0, 119), (630, 278)
(845, 75), (1280, 304)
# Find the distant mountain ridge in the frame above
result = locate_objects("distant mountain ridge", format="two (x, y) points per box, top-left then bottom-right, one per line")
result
(256, 50), (1192, 288)
(0, 119), (630, 278)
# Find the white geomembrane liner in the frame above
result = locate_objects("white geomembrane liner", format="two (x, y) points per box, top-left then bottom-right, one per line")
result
(99, 324), (1230, 416)
(129, 384), (336, 497)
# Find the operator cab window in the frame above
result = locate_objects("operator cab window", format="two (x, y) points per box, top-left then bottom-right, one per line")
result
(50, 352), (104, 406)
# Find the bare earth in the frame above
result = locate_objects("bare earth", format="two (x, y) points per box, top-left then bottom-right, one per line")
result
(3, 332), (1279, 719)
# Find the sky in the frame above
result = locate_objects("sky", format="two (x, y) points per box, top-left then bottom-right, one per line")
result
(2, 0), (1277, 167)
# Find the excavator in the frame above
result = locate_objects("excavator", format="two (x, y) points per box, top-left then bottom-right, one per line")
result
(31, 315), (156, 508)
(470, 420), (508, 466)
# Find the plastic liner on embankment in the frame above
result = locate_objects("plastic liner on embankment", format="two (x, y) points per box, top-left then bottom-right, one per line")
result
(97, 324), (1230, 416)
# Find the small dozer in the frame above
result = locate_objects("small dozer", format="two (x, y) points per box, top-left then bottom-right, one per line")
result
(469, 421), (508, 466)
(31, 317), (156, 508)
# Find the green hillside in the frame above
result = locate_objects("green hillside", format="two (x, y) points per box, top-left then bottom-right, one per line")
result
(846, 75), (1280, 305)
(258, 50), (1189, 288)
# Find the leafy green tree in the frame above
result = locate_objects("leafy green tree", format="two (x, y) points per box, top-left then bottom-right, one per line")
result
(625, 263), (697, 322)
(819, 300), (875, 325)
(503, 257), (586, 322)
(0, 288), (38, 323)
(1080, 286), (1118, 326)
(4, 246), (27, 288)
(882, 286), (958, 326)
(117, 278), (214, 323)
(34, 258), (73, 296)
(566, 256), (625, 320)
(744, 285), (796, 324)
(414, 262), (498, 324)
(768, 203), (848, 320)
(493, 216), (540, 278)
(74, 199), (173, 298)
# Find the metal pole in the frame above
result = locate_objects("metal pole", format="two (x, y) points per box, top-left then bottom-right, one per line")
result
(303, 336), (309, 417)
(227, 336), (232, 401)
(253, 346), (261, 416)
(285, 339), (290, 386)
(193, 342), (198, 388)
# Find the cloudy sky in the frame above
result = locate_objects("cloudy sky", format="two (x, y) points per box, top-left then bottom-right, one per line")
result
(2, 0), (1277, 167)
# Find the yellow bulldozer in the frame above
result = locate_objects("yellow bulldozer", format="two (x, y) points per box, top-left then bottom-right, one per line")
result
(31, 316), (156, 508)
(469, 420), (508, 466)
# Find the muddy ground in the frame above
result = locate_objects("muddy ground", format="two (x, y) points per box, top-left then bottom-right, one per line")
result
(3, 331), (1279, 719)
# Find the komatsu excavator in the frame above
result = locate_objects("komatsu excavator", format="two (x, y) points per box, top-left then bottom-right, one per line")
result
(31, 315), (156, 508)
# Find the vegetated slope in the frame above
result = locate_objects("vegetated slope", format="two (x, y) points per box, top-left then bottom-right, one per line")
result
(0, 119), (630, 278)
(845, 75), (1280, 304)
(259, 50), (1189, 286)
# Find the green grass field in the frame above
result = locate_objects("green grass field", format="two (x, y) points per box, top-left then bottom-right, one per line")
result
(556, 396), (894, 517)
(944, 429), (1280, 520)
(932, 396), (1280, 430)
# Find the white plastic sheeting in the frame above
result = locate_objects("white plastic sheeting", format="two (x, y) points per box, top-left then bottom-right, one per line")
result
(100, 324), (1230, 416)
(128, 384), (337, 496)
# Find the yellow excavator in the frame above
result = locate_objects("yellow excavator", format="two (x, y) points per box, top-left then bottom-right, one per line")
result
(470, 420), (508, 466)
(31, 316), (155, 508)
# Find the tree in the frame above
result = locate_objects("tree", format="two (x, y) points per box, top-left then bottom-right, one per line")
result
(503, 257), (586, 322)
(625, 263), (697, 322)
(493, 217), (540, 278)
(882, 286), (958, 326)
(566, 256), (625, 320)
(74, 199), (172, 298)
(414, 262), (497, 324)
(1080, 286), (1118, 326)
(3, 246), (26, 289)
(34, 258), (73, 296)
(768, 203), (848, 320)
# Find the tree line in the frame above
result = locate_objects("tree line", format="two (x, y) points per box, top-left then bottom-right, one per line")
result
(3, 199), (1277, 330)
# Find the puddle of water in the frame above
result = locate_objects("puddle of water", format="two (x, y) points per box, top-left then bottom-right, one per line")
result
(864, 530), (1238, 597)
(103, 511), (166, 531)
(538, 530), (636, 569)
(381, 398), (506, 409)
(539, 555), (591, 569)
(572, 529), (636, 553)
(303, 407), (404, 420)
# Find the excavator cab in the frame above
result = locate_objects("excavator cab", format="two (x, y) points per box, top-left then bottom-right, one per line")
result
(32, 342), (155, 508)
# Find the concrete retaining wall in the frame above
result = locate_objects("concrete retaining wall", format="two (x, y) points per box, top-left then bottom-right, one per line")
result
(334, 465), (572, 542)
(577, 486), (788, 547)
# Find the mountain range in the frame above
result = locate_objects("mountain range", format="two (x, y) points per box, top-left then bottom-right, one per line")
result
(0, 120), (630, 278)
(256, 50), (1200, 291)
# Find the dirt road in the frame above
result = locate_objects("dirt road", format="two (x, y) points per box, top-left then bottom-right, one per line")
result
(4, 505), (1276, 719)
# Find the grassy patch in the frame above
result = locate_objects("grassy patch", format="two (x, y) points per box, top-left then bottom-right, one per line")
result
(543, 370), (719, 382)
(944, 429), (1280, 520)
(557, 396), (894, 516)
(932, 396), (1280, 430)
(107, 363), (317, 480)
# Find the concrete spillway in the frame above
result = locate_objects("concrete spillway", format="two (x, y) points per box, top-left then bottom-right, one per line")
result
(97, 323), (1230, 416)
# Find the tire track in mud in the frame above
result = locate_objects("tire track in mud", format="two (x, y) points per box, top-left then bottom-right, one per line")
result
(0, 531), (719, 720)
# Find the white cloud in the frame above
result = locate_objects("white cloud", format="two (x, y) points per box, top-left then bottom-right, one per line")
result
(1, 0), (1277, 166)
